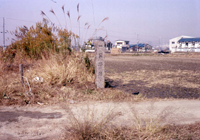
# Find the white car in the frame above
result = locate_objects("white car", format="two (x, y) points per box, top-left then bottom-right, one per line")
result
(85, 49), (95, 53)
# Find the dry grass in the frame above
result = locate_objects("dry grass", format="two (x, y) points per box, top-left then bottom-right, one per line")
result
(0, 52), (31, 105)
(124, 52), (200, 58)
(107, 70), (200, 89)
(0, 52), (94, 105)
(61, 103), (200, 140)
(62, 123), (200, 140)
(25, 53), (94, 86)
(0, 52), (144, 106)
(1, 51), (200, 139)
(129, 102), (175, 134)
(0, 71), (24, 105)
(169, 52), (200, 58)
(63, 104), (120, 140)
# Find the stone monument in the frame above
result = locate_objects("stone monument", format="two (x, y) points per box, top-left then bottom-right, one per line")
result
(94, 39), (105, 88)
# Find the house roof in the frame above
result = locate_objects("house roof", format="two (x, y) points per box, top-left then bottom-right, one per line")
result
(90, 36), (104, 41)
(116, 40), (129, 42)
(170, 35), (193, 41)
(115, 40), (129, 44)
(129, 43), (146, 48)
(178, 38), (200, 42)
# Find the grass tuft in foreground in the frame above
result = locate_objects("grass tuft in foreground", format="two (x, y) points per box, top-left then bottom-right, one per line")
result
(63, 104), (120, 140)
(61, 103), (200, 140)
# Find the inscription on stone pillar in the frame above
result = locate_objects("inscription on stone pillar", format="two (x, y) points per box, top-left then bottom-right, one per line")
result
(95, 40), (105, 88)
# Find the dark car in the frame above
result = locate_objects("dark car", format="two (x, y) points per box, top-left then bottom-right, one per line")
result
(158, 50), (170, 54)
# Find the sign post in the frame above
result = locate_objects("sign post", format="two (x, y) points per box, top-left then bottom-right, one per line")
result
(94, 40), (105, 88)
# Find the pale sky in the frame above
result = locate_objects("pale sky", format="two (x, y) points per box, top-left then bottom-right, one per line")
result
(0, 0), (200, 48)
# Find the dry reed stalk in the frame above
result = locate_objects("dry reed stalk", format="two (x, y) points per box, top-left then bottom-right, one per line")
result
(62, 5), (68, 30)
(91, 17), (109, 39)
(81, 22), (88, 46)
(76, 3), (81, 48)
(77, 15), (81, 22)
(66, 11), (72, 32)
(66, 10), (73, 48)
(50, 8), (62, 27)
(84, 25), (90, 43)
(41, 11), (52, 23)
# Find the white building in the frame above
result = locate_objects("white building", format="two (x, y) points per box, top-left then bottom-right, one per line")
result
(115, 40), (129, 48)
(169, 36), (200, 53)
(85, 36), (104, 49)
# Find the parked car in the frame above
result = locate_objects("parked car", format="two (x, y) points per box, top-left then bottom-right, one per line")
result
(85, 49), (95, 53)
(158, 50), (170, 54)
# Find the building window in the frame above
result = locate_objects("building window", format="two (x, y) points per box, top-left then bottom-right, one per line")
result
(192, 42), (195, 46)
(186, 42), (188, 46)
(117, 42), (122, 45)
(172, 42), (175, 44)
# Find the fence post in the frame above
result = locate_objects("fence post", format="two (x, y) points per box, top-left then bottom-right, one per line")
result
(19, 64), (24, 86)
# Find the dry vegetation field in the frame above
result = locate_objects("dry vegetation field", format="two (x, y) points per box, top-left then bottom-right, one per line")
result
(1, 52), (200, 140)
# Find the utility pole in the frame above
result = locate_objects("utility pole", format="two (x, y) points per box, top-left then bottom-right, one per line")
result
(159, 37), (161, 51)
(106, 30), (107, 50)
(137, 34), (139, 51)
(1, 17), (7, 49)
(3, 17), (5, 48)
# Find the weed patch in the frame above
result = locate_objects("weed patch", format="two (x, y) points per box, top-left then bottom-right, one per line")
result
(63, 104), (120, 140)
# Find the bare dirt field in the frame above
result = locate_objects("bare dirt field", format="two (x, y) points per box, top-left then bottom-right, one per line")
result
(105, 54), (200, 99)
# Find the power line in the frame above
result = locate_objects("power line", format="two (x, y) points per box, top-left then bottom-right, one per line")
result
(0, 16), (171, 46)
(2, 17), (37, 24)
(1, 16), (170, 40)
(105, 29), (170, 40)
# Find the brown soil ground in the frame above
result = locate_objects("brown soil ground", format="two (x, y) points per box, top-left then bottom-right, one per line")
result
(105, 54), (200, 99)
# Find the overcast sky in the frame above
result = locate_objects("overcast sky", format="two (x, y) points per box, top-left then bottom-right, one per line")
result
(0, 0), (200, 48)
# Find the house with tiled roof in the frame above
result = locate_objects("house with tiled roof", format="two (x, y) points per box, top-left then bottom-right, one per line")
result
(129, 43), (152, 52)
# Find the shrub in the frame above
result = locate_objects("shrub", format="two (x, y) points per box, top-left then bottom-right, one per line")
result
(1, 18), (74, 62)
